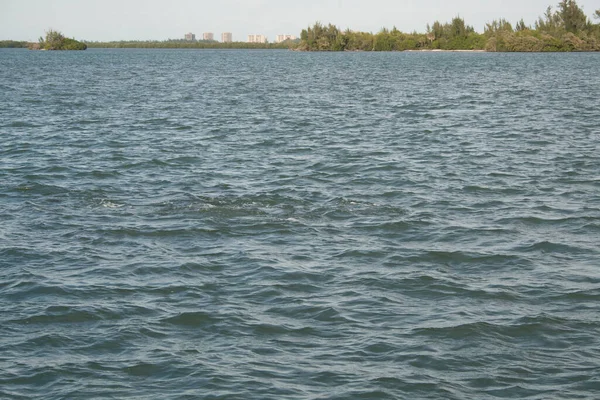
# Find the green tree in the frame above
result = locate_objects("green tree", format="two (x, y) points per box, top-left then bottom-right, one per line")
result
(374, 28), (393, 51)
(558, 0), (588, 33)
(450, 16), (469, 37)
(515, 19), (529, 31)
(431, 21), (444, 40)
(42, 29), (65, 50)
(485, 19), (514, 35)
(536, 6), (562, 33)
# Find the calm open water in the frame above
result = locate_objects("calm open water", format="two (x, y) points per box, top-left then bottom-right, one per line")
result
(1, 48), (600, 399)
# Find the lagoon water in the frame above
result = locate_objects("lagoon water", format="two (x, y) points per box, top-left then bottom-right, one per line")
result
(1, 48), (600, 399)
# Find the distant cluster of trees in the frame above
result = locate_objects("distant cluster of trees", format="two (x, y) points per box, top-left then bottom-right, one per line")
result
(0, 40), (28, 48)
(28, 29), (87, 50)
(298, 1), (600, 51)
(485, 2), (600, 51)
(84, 40), (298, 50)
(297, 20), (485, 51)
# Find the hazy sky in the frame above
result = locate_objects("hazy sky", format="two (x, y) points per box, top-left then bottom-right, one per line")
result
(1, 0), (599, 42)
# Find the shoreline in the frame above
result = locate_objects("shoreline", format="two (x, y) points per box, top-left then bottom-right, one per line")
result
(404, 49), (486, 52)
(3, 45), (600, 53)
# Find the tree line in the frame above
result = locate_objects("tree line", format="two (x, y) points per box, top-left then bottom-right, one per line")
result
(0, 40), (28, 48)
(0, 38), (298, 50)
(84, 40), (297, 50)
(298, 1), (600, 51)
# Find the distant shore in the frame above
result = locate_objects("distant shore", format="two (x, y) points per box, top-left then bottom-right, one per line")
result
(83, 41), (296, 50)
(404, 49), (486, 52)
(3, 1), (600, 53)
(4, 44), (600, 53)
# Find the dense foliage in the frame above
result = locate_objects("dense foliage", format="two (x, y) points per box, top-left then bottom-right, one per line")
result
(0, 40), (28, 48)
(33, 30), (87, 50)
(485, 1), (599, 52)
(297, 1), (600, 51)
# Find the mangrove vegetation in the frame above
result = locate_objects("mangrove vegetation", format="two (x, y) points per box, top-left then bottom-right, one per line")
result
(297, 1), (600, 51)
(28, 29), (87, 50)
(0, 40), (28, 48)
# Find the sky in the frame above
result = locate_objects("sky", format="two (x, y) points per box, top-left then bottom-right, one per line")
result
(1, 0), (599, 42)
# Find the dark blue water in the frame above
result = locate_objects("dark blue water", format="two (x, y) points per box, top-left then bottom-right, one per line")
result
(1, 48), (600, 399)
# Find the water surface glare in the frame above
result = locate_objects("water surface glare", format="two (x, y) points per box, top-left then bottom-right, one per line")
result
(1, 48), (600, 399)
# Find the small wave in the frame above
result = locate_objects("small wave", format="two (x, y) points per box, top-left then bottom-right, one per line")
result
(2, 282), (72, 300)
(161, 311), (219, 327)
(409, 250), (532, 269)
(11, 182), (68, 196)
(122, 362), (163, 377)
(462, 184), (523, 195)
(99, 199), (123, 209)
(496, 215), (593, 226)
(3, 121), (41, 128)
(514, 241), (595, 255)
(413, 321), (506, 340)
(11, 307), (120, 325)
(252, 323), (317, 336)
(20, 333), (75, 348)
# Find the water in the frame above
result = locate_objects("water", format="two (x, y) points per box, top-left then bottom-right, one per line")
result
(1, 48), (600, 399)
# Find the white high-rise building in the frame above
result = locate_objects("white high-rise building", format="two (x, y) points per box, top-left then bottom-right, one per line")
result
(247, 34), (267, 43)
(203, 32), (214, 41)
(184, 32), (196, 41)
(221, 32), (233, 43)
(275, 34), (297, 43)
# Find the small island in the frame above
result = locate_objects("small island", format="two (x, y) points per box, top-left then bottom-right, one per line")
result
(28, 29), (87, 51)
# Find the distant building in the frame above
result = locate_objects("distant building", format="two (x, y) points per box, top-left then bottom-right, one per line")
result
(221, 32), (233, 43)
(247, 34), (267, 43)
(203, 32), (214, 41)
(184, 32), (196, 41)
(275, 34), (297, 43)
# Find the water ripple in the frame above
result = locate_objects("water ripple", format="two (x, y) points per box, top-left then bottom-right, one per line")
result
(1, 49), (599, 399)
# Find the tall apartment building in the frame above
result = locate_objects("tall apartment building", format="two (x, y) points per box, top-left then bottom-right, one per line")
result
(275, 34), (297, 43)
(184, 32), (196, 41)
(203, 32), (214, 41)
(247, 34), (267, 43)
(221, 32), (233, 43)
